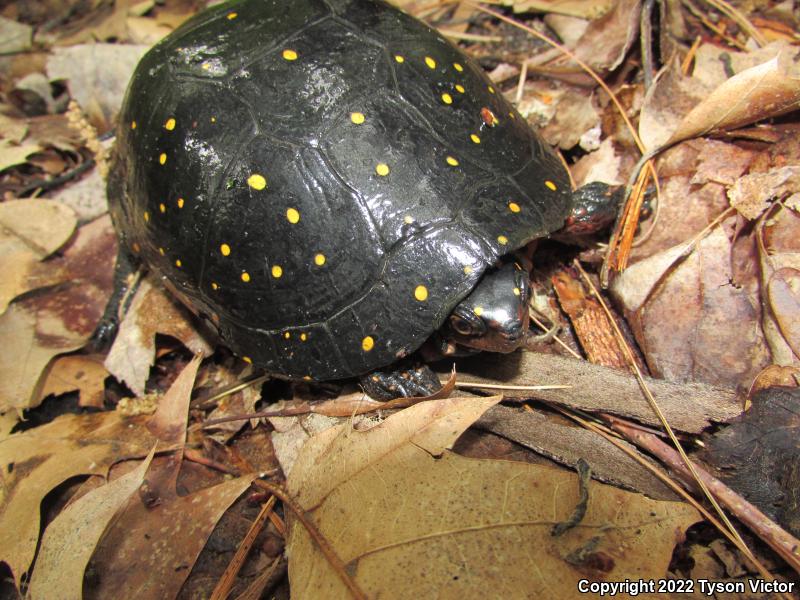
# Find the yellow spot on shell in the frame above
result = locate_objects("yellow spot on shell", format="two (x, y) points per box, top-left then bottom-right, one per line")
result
(220, 243), (231, 256)
(210, 116), (216, 123)
(248, 174), (267, 190)
(498, 235), (508, 245)
(509, 112), (516, 119)
(286, 208), (300, 223)
(159, 247), (165, 256)
(241, 272), (251, 282)
(376, 163), (390, 176)
(403, 215), (413, 224)
(362, 336), (375, 351)
(513, 287), (521, 296)
(424, 56), (436, 69)
(175, 259), (182, 267)
(509, 202), (521, 213)
(441, 93), (452, 104)
(488, 85), (495, 94)
(300, 332), (308, 341)
(414, 285), (428, 301)
(453, 62), (464, 72)
(227, 11), (238, 19)
(201, 62), (211, 70)
(159, 203), (166, 213)
(314, 253), (326, 266)
(143, 211), (150, 222)
(474, 306), (483, 316)
(455, 84), (465, 93)
(131, 121), (137, 130)
(243, 356), (252, 364)
(159, 153), (167, 165)
(545, 180), (557, 191)
(350, 112), (365, 124)
(164, 118), (176, 130)
(470, 133), (480, 144)
(446, 156), (459, 166)
(271, 265), (283, 278)
(177, 197), (185, 208)
(284, 331), (290, 339)
(463, 265), (473, 275)
(132, 242), (140, 253)
(283, 49), (298, 61)
(394, 54), (404, 63)
(211, 282), (219, 290)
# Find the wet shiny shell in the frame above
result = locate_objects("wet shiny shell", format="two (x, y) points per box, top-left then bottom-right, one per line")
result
(108, 0), (572, 381)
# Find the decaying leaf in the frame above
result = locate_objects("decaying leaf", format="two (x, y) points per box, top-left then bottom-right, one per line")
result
(0, 411), (156, 582)
(36, 354), (109, 408)
(286, 397), (701, 598)
(105, 276), (212, 396)
(768, 268), (800, 359)
(728, 166), (800, 220)
(0, 16), (32, 54)
(27, 447), (156, 600)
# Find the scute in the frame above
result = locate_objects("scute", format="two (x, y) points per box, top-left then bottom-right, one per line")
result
(108, 0), (573, 381)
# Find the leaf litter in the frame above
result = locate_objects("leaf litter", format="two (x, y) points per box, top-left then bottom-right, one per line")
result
(0, 0), (799, 596)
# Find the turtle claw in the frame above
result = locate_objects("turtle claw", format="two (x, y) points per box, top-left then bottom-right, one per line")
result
(360, 363), (442, 400)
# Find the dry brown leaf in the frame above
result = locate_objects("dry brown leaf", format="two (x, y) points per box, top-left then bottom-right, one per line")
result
(105, 276), (212, 396)
(286, 397), (701, 598)
(728, 166), (800, 220)
(146, 355), (200, 445)
(0, 411), (156, 582)
(50, 166), (110, 222)
(27, 447), (156, 600)
(572, 0), (641, 72)
(0, 199), (77, 314)
(512, 0), (612, 19)
(36, 354), (109, 408)
(540, 89), (598, 150)
(663, 45), (800, 149)
(611, 228), (771, 388)
(768, 268), (800, 359)
(0, 16), (32, 54)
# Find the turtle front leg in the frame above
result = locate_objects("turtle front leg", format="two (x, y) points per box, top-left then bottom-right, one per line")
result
(359, 363), (442, 400)
(90, 249), (141, 352)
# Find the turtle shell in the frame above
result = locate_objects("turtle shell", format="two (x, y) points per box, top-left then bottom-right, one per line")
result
(107, 0), (572, 381)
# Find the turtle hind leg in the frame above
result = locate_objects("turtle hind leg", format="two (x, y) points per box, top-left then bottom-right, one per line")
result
(359, 363), (442, 400)
(89, 248), (141, 352)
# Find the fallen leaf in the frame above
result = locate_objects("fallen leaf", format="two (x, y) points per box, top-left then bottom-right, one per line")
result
(728, 165), (800, 220)
(27, 447), (156, 600)
(0, 16), (32, 54)
(768, 268), (800, 358)
(36, 354), (109, 408)
(286, 397), (701, 598)
(513, 0), (612, 19)
(49, 165), (110, 222)
(104, 276), (212, 396)
(0, 410), (156, 582)
(572, 0), (641, 72)
(541, 89), (598, 150)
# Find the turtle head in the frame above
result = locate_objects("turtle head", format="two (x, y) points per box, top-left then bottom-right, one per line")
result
(442, 262), (530, 353)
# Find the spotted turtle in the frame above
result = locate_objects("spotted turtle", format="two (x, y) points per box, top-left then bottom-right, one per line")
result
(107, 0), (618, 397)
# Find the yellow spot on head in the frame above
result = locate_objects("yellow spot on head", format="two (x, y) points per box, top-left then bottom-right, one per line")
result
(446, 156), (459, 166)
(284, 331), (290, 339)
(243, 356), (252, 364)
(241, 272), (251, 282)
(488, 85), (495, 94)
(453, 62), (464, 72)
(159, 247), (165, 256)
(271, 265), (283, 278)
(220, 243), (231, 256)
(248, 174), (267, 190)
(286, 208), (300, 223)
(159, 153), (167, 165)
(441, 93), (452, 105)
(211, 282), (219, 290)
(300, 332), (308, 341)
(282, 49), (298, 61)
(131, 121), (137, 130)
(376, 163), (390, 176)
(545, 180), (558, 191)
(509, 202), (521, 213)
(455, 84), (465, 94)
(132, 242), (140, 253)
(159, 203), (166, 213)
(463, 265), (473, 275)
(498, 235), (508, 245)
(470, 133), (480, 144)
(362, 336), (375, 352)
(175, 259), (182, 267)
(474, 306), (483, 316)
(227, 11), (238, 19)
(164, 118), (176, 130)
(394, 54), (404, 63)
(513, 287), (521, 296)
(177, 197), (185, 208)
(350, 112), (365, 124)
(143, 211), (150, 222)
(314, 253), (326, 266)
(424, 56), (436, 69)
(414, 285), (428, 301)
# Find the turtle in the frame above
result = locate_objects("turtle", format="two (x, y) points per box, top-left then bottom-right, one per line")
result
(105, 0), (619, 398)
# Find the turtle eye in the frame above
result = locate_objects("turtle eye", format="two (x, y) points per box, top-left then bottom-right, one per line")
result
(451, 315), (474, 335)
(449, 308), (486, 337)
